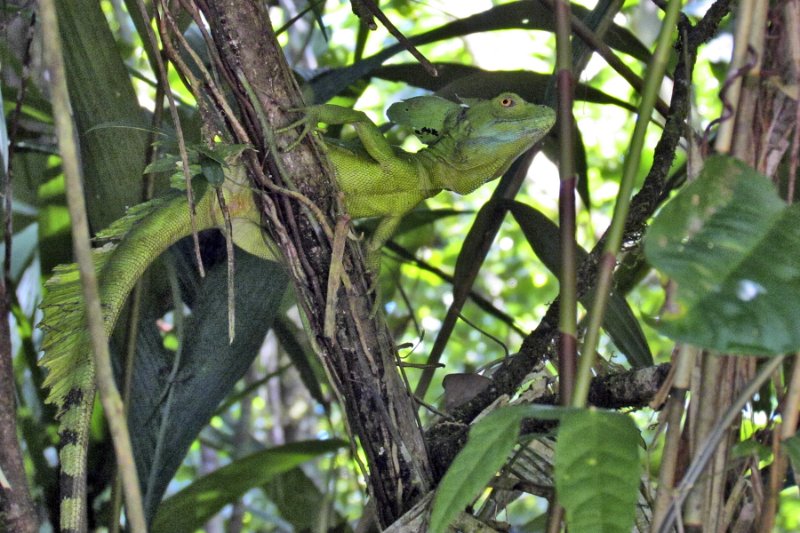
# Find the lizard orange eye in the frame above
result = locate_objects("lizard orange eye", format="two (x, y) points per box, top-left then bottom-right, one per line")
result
(500, 97), (514, 107)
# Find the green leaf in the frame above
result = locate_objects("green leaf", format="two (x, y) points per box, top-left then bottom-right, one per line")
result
(262, 467), (348, 530)
(731, 438), (771, 461)
(505, 200), (653, 367)
(144, 155), (181, 175)
(782, 433), (800, 474)
(151, 439), (346, 533)
(169, 166), (203, 190)
(644, 155), (800, 355)
(272, 316), (328, 407)
(429, 404), (567, 533)
(55, 0), (150, 228)
(195, 142), (250, 164)
(129, 249), (289, 520)
(555, 409), (640, 533)
(199, 154), (225, 186)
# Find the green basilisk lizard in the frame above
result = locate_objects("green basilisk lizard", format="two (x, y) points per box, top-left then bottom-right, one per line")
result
(38, 92), (554, 532)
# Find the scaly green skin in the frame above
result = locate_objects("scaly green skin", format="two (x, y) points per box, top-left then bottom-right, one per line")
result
(306, 92), (555, 270)
(39, 93), (554, 532)
(41, 185), (264, 533)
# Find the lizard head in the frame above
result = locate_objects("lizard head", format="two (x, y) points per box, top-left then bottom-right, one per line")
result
(436, 92), (556, 194)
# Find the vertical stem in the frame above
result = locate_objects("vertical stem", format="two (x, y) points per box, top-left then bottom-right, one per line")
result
(572, 0), (684, 408)
(0, 204), (37, 533)
(651, 344), (698, 529)
(554, 0), (577, 406)
(714, 0), (755, 154)
(40, 1), (146, 531)
(683, 353), (722, 526)
(655, 356), (785, 533)
(759, 354), (800, 531)
(0, 20), (38, 528)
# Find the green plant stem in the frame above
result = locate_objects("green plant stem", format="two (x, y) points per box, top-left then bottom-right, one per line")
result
(571, 0), (683, 408)
(40, 0), (147, 531)
(554, 0), (577, 406)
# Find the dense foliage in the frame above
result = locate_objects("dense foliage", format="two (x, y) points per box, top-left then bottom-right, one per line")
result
(1, 1), (799, 532)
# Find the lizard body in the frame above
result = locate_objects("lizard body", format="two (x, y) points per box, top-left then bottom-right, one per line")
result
(39, 92), (554, 531)
(301, 93), (555, 268)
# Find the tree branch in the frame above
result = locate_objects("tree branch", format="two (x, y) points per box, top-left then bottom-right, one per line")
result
(425, 0), (732, 479)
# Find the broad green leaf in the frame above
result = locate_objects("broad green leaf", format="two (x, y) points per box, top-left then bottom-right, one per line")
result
(144, 155), (181, 175)
(151, 439), (346, 533)
(262, 467), (348, 530)
(199, 154), (225, 186)
(782, 433), (800, 474)
(732, 438), (771, 462)
(555, 410), (640, 533)
(644, 155), (800, 355)
(429, 404), (567, 533)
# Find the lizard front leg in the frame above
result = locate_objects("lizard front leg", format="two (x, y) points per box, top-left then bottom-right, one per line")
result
(365, 215), (403, 274)
(281, 104), (396, 164)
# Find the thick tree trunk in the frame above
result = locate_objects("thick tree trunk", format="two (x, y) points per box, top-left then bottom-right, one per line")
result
(183, 1), (433, 527)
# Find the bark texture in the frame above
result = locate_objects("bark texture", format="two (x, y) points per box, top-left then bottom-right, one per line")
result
(188, 1), (433, 526)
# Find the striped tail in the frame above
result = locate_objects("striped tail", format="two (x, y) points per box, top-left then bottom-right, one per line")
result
(39, 189), (221, 531)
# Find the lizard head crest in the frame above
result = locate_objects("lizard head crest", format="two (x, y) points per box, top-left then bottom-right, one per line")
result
(434, 92), (555, 194)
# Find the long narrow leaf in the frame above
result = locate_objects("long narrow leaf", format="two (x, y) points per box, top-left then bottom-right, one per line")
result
(506, 200), (653, 367)
(311, 1), (650, 103)
(151, 439), (346, 533)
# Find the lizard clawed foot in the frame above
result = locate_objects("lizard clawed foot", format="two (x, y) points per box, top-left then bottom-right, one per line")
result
(277, 108), (321, 152)
(368, 282), (382, 318)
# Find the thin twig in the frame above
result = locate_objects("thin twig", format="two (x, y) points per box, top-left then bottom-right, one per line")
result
(352, 0), (438, 76)
(40, 1), (146, 530)
(150, 0), (205, 276)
